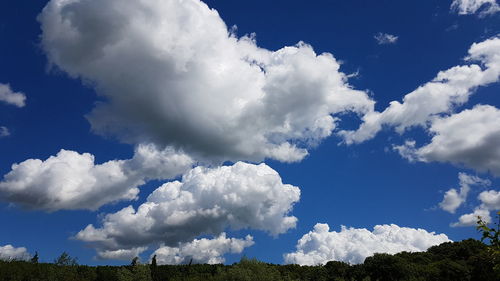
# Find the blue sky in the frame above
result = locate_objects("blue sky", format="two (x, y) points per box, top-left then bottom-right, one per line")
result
(0, 0), (499, 266)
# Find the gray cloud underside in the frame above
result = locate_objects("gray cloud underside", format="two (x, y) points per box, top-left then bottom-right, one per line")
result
(40, 0), (374, 163)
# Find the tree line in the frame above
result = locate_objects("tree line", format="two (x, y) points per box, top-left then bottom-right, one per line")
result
(0, 214), (498, 281)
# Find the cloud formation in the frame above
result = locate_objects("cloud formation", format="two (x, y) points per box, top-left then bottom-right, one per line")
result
(341, 36), (500, 145)
(0, 245), (31, 261)
(438, 173), (490, 213)
(0, 126), (9, 137)
(0, 144), (193, 211)
(0, 83), (26, 108)
(452, 188), (500, 227)
(374, 33), (398, 45)
(478, 190), (500, 210)
(97, 247), (148, 261)
(394, 105), (500, 176)
(451, 0), (500, 16)
(76, 162), (300, 258)
(39, 0), (374, 163)
(451, 208), (491, 227)
(284, 223), (450, 265)
(152, 233), (254, 265)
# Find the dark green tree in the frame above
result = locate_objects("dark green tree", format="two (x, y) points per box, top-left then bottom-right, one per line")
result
(30, 251), (39, 263)
(54, 251), (78, 266)
(150, 254), (159, 281)
(364, 253), (409, 281)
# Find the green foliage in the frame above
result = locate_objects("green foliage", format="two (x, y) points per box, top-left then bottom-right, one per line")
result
(0, 238), (498, 281)
(476, 211), (500, 277)
(54, 251), (78, 266)
(130, 257), (139, 267)
(476, 211), (500, 248)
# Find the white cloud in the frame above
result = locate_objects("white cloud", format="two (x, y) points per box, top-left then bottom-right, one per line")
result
(451, 0), (500, 16)
(152, 233), (254, 265)
(431, 172), (500, 227)
(0, 245), (31, 261)
(97, 247), (147, 261)
(39, 0), (374, 163)
(451, 207), (492, 227)
(76, 162), (300, 258)
(0, 126), (9, 137)
(452, 188), (500, 227)
(394, 105), (500, 176)
(0, 143), (193, 211)
(284, 223), (450, 265)
(0, 83), (26, 108)
(341, 36), (500, 145)
(374, 33), (398, 45)
(438, 173), (490, 213)
(478, 190), (500, 210)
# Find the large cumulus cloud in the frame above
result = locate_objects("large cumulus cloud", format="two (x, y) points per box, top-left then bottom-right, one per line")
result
(152, 233), (254, 265)
(0, 144), (193, 211)
(76, 162), (300, 258)
(39, 0), (374, 163)
(284, 223), (450, 265)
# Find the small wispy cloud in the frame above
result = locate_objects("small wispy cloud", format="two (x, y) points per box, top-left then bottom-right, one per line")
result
(0, 126), (10, 137)
(0, 83), (26, 107)
(374, 32), (399, 45)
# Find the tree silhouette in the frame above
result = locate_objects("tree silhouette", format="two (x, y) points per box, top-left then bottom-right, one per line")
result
(30, 251), (38, 264)
(54, 252), (78, 266)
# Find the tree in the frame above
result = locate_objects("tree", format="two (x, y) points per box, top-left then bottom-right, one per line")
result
(364, 253), (409, 281)
(151, 255), (157, 267)
(150, 255), (159, 281)
(131, 256), (139, 266)
(54, 251), (78, 266)
(30, 251), (39, 264)
(476, 211), (500, 276)
(324, 260), (350, 280)
(477, 211), (500, 248)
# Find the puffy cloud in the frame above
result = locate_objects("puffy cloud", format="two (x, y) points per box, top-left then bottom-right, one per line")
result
(284, 223), (450, 265)
(76, 162), (300, 258)
(394, 105), (500, 176)
(451, 207), (491, 227)
(0, 126), (9, 137)
(39, 0), (374, 163)
(438, 173), (490, 213)
(0, 245), (31, 261)
(152, 233), (254, 265)
(341, 37), (500, 144)
(0, 83), (26, 107)
(451, 0), (500, 16)
(374, 33), (398, 45)
(478, 190), (500, 210)
(0, 144), (193, 211)
(452, 189), (500, 227)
